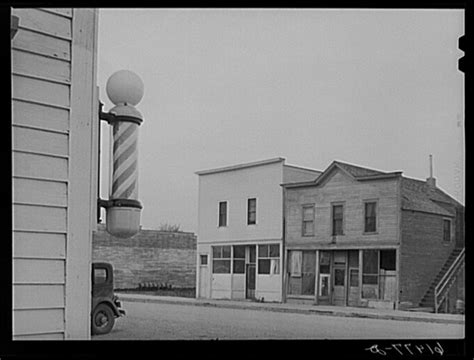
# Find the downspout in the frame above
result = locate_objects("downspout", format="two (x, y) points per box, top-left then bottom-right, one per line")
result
(395, 175), (402, 309)
(281, 185), (287, 303)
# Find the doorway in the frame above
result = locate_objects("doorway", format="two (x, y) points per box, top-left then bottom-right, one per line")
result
(198, 254), (209, 298)
(245, 246), (256, 299)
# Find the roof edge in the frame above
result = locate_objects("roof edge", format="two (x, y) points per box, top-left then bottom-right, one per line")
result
(195, 157), (285, 175)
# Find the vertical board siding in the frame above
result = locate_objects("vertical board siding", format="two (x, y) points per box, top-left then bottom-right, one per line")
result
(12, 100), (70, 132)
(13, 127), (69, 156)
(13, 309), (64, 334)
(12, 49), (71, 83)
(12, 75), (70, 107)
(12, 8), (72, 38)
(13, 231), (66, 258)
(14, 204), (67, 232)
(13, 178), (67, 207)
(13, 259), (65, 284)
(13, 284), (65, 309)
(13, 152), (68, 180)
(12, 28), (70, 60)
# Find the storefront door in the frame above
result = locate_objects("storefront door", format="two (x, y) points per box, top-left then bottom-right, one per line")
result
(332, 265), (346, 306)
(246, 246), (256, 299)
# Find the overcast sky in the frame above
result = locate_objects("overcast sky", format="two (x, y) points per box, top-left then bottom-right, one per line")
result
(97, 8), (464, 233)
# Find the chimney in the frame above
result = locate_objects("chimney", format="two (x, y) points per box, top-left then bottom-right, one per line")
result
(426, 154), (436, 188)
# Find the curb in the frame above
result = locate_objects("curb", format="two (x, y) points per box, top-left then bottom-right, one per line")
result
(117, 295), (464, 325)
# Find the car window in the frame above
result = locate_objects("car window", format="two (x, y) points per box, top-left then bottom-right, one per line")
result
(94, 268), (107, 284)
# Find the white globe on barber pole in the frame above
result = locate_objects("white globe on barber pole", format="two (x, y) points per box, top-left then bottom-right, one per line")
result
(105, 70), (144, 238)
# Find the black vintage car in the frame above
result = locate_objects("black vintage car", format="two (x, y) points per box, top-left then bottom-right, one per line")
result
(91, 262), (126, 335)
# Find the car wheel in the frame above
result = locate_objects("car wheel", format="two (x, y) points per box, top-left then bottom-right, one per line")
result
(92, 303), (115, 335)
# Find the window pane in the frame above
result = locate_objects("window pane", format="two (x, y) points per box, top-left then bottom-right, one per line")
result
(233, 259), (245, 274)
(213, 259), (230, 273)
(248, 211), (256, 225)
(219, 202), (227, 226)
(303, 206), (314, 220)
(258, 259), (270, 274)
(303, 220), (313, 235)
(270, 259), (280, 274)
(248, 198), (256, 211)
(380, 250), (396, 270)
(334, 268), (345, 286)
(365, 202), (377, 232)
(200, 254), (208, 265)
(363, 274), (378, 285)
(320, 264), (330, 274)
(333, 219), (343, 235)
(94, 268), (107, 284)
(212, 246), (221, 258)
(248, 199), (256, 225)
(348, 250), (359, 267)
(443, 220), (451, 242)
(320, 251), (330, 265)
(363, 250), (379, 274)
(303, 251), (316, 273)
(289, 251), (302, 277)
(269, 244), (280, 257)
(222, 246), (231, 259)
(249, 246), (256, 263)
(233, 245), (245, 259)
(333, 205), (343, 218)
(258, 245), (269, 258)
(350, 269), (359, 287)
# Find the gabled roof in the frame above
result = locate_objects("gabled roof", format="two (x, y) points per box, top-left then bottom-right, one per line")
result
(282, 160), (401, 188)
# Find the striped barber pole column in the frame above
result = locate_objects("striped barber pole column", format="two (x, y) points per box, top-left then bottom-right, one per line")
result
(111, 120), (139, 200)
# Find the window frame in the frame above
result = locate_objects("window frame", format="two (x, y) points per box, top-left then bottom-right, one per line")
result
(363, 200), (378, 234)
(257, 244), (280, 275)
(331, 202), (345, 236)
(443, 218), (452, 242)
(247, 198), (257, 225)
(200, 254), (208, 266)
(218, 201), (228, 227)
(301, 204), (315, 237)
(212, 245), (231, 274)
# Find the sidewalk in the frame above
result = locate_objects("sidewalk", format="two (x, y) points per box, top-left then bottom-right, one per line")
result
(116, 293), (465, 325)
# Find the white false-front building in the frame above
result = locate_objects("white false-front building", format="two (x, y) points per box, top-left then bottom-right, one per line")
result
(195, 157), (321, 302)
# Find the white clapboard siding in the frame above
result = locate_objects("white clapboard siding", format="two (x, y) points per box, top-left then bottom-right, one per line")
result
(12, 75), (70, 108)
(13, 259), (65, 284)
(13, 309), (64, 334)
(13, 231), (66, 259)
(12, 8), (72, 39)
(12, 100), (70, 132)
(13, 284), (65, 309)
(13, 152), (68, 180)
(13, 177), (67, 207)
(14, 204), (67, 233)
(12, 28), (70, 61)
(13, 127), (69, 156)
(40, 8), (73, 18)
(12, 49), (71, 83)
(13, 332), (64, 340)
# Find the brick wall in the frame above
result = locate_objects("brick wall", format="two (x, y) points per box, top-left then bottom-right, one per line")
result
(93, 225), (196, 289)
(399, 210), (456, 306)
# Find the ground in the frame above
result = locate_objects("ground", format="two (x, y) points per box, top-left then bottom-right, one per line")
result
(93, 300), (464, 340)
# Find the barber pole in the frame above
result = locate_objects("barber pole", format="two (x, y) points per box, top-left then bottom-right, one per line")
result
(100, 70), (145, 238)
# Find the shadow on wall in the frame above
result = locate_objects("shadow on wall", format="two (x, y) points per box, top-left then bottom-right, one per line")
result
(92, 224), (197, 290)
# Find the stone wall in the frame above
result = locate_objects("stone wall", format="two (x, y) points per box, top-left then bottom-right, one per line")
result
(93, 225), (196, 289)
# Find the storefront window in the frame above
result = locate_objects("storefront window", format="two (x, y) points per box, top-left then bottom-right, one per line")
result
(212, 245), (231, 273)
(362, 250), (379, 298)
(258, 244), (280, 274)
(288, 250), (315, 296)
(233, 245), (245, 274)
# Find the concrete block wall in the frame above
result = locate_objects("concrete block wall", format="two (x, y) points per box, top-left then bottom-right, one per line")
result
(93, 225), (196, 289)
(399, 210), (456, 306)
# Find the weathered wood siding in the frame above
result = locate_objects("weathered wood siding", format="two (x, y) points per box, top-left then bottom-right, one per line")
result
(285, 169), (400, 249)
(12, 8), (98, 340)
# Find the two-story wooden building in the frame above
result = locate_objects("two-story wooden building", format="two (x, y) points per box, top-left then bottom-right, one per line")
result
(282, 160), (464, 311)
(195, 158), (321, 302)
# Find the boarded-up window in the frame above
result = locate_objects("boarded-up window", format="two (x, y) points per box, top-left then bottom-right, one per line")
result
(288, 251), (315, 296)
(362, 250), (379, 299)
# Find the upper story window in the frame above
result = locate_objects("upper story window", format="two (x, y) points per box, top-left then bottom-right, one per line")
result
(302, 204), (315, 236)
(443, 219), (452, 242)
(218, 201), (227, 227)
(332, 203), (344, 236)
(247, 198), (257, 225)
(364, 201), (377, 233)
